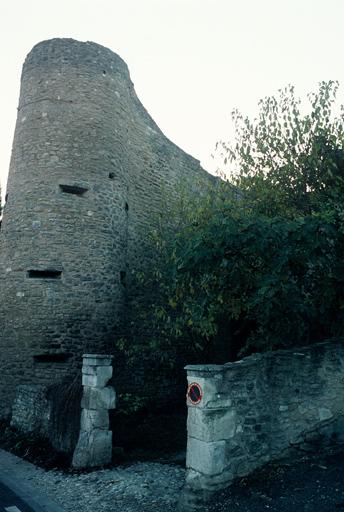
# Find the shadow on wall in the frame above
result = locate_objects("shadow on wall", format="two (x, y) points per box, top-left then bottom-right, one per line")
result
(11, 375), (82, 455)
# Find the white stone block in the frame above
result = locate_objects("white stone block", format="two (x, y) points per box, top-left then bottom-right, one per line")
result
(186, 375), (231, 409)
(72, 430), (112, 468)
(186, 437), (227, 475)
(82, 364), (113, 377)
(185, 467), (234, 493)
(187, 407), (237, 442)
(82, 366), (112, 388)
(80, 409), (109, 431)
(83, 354), (113, 366)
(81, 386), (116, 410)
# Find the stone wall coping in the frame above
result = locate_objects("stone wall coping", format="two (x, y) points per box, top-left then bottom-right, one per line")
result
(185, 338), (344, 375)
(185, 357), (261, 374)
(185, 364), (227, 373)
(82, 354), (113, 367)
(83, 354), (113, 359)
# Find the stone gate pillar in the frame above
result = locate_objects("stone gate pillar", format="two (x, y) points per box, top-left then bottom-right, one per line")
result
(179, 364), (230, 510)
(72, 354), (116, 468)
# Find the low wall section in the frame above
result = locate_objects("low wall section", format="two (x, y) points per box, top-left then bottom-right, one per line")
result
(183, 340), (344, 502)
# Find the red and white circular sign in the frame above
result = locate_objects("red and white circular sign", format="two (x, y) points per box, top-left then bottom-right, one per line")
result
(187, 382), (203, 405)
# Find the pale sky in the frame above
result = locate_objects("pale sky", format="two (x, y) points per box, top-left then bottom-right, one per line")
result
(1, 0), (344, 197)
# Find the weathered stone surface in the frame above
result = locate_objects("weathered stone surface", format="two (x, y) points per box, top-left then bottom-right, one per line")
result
(82, 365), (113, 376)
(187, 407), (236, 442)
(10, 385), (50, 437)
(72, 430), (112, 468)
(0, 37), (210, 420)
(318, 407), (333, 421)
(186, 438), (227, 475)
(186, 374), (232, 409)
(83, 354), (113, 367)
(82, 366), (112, 388)
(81, 386), (116, 410)
(184, 340), (344, 499)
(80, 408), (109, 431)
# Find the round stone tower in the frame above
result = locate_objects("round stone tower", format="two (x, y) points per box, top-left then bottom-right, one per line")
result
(0, 38), (207, 422)
(0, 39), (132, 415)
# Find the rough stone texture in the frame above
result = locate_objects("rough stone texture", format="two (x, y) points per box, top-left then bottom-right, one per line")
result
(10, 378), (83, 454)
(10, 384), (51, 437)
(182, 339), (344, 504)
(81, 386), (116, 410)
(72, 354), (115, 468)
(82, 365), (113, 388)
(0, 38), (211, 421)
(83, 354), (113, 367)
(72, 430), (113, 468)
(80, 408), (110, 431)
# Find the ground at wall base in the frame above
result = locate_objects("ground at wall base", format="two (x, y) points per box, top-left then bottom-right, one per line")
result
(1, 445), (344, 512)
(0, 406), (187, 470)
(204, 445), (344, 512)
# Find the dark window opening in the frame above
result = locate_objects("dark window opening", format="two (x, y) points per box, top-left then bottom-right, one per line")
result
(59, 184), (88, 196)
(28, 269), (62, 279)
(120, 270), (126, 287)
(103, 70), (106, 75)
(5, 193), (8, 202)
(33, 353), (71, 363)
(109, 172), (115, 179)
(125, 202), (129, 212)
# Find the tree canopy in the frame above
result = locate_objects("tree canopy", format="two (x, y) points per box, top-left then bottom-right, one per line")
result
(218, 81), (344, 218)
(119, 81), (344, 365)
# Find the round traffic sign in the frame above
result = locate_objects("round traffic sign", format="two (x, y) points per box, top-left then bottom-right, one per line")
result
(187, 382), (203, 405)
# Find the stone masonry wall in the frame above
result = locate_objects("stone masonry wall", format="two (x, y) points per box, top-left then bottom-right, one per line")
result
(0, 38), (211, 420)
(182, 339), (344, 504)
(11, 385), (51, 437)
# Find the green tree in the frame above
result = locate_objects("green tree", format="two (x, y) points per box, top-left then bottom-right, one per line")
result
(217, 81), (344, 217)
(118, 82), (344, 365)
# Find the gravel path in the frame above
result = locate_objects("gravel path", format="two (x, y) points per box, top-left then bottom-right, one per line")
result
(23, 461), (185, 512)
(2, 447), (344, 511)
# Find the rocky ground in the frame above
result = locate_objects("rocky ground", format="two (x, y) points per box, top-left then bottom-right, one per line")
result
(7, 446), (344, 512)
(1, 417), (344, 512)
(25, 459), (185, 512)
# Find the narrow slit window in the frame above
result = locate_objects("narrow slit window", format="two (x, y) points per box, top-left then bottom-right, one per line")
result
(120, 270), (126, 287)
(28, 269), (62, 279)
(34, 353), (71, 363)
(59, 184), (88, 196)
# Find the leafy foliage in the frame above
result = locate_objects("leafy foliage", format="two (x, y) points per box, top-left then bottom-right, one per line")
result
(170, 206), (344, 355)
(217, 81), (344, 218)
(118, 82), (344, 364)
